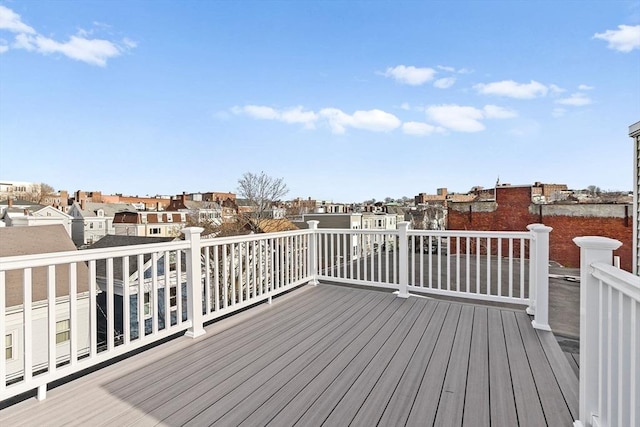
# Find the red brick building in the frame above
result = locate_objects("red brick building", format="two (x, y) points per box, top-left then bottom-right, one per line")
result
(448, 185), (633, 271)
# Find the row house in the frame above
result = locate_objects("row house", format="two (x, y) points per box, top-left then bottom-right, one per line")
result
(67, 200), (140, 247)
(112, 211), (187, 238)
(166, 193), (223, 226)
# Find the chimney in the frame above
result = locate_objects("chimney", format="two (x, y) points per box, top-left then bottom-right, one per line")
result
(181, 192), (186, 204)
(80, 199), (85, 210)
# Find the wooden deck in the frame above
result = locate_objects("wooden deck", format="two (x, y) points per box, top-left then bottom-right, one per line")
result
(0, 283), (578, 426)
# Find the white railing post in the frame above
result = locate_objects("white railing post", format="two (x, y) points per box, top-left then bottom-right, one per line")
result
(182, 227), (206, 338)
(526, 224), (539, 316)
(530, 224), (552, 331)
(397, 222), (410, 298)
(307, 221), (320, 286)
(573, 236), (623, 427)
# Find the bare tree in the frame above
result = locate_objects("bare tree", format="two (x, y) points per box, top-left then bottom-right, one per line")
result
(30, 182), (56, 204)
(586, 185), (601, 196)
(237, 171), (289, 233)
(184, 210), (219, 237)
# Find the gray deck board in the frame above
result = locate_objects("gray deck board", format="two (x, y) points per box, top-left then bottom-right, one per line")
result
(537, 328), (580, 421)
(0, 283), (578, 427)
(502, 310), (546, 426)
(488, 308), (519, 426)
(462, 306), (489, 427)
(348, 299), (438, 426)
(516, 312), (574, 426)
(564, 351), (580, 378)
(434, 304), (474, 427)
(405, 303), (462, 426)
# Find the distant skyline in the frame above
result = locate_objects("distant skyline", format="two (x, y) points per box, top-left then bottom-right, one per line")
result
(1, 1), (639, 202)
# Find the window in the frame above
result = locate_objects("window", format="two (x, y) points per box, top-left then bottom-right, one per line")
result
(5, 333), (13, 360)
(170, 287), (177, 310)
(56, 319), (70, 344)
(149, 227), (161, 235)
(144, 292), (151, 317)
(89, 223), (94, 229)
(98, 222), (103, 229)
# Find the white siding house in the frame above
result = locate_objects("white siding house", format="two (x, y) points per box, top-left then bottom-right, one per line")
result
(2, 205), (73, 237)
(1, 225), (91, 382)
(68, 201), (139, 247)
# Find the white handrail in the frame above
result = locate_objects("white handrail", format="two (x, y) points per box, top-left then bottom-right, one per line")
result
(1, 224), (553, 403)
(574, 236), (638, 427)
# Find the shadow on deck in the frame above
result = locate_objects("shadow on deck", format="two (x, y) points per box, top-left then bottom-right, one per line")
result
(0, 283), (578, 426)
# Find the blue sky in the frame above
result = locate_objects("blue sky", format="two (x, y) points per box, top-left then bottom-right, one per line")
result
(1, 1), (639, 202)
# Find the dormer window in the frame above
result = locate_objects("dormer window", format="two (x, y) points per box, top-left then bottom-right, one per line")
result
(97, 209), (104, 217)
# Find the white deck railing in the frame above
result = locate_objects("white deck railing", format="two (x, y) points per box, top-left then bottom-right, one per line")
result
(0, 222), (551, 403)
(312, 222), (552, 327)
(574, 237), (640, 427)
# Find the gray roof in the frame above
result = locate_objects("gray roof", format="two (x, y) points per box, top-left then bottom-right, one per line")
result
(184, 200), (221, 210)
(0, 198), (43, 207)
(0, 225), (90, 307)
(74, 202), (139, 218)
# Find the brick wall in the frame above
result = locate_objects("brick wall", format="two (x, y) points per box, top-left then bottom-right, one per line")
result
(448, 186), (633, 271)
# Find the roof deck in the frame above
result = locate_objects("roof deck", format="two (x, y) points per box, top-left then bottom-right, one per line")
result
(0, 283), (578, 426)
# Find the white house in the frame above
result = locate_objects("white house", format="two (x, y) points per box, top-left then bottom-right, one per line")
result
(0, 225), (91, 382)
(1, 203), (73, 237)
(88, 235), (185, 343)
(67, 201), (139, 247)
(112, 211), (188, 238)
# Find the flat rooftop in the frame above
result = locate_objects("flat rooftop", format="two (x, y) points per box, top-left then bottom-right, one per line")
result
(0, 283), (578, 426)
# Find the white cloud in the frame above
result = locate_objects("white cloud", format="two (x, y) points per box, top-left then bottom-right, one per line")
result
(593, 24), (640, 52)
(425, 104), (516, 133)
(22, 34), (123, 66)
(0, 5), (133, 66)
(0, 5), (35, 34)
(233, 105), (319, 128)
(474, 80), (549, 99)
(437, 65), (472, 74)
(233, 105), (400, 134)
(321, 108), (401, 133)
(402, 122), (443, 136)
(483, 105), (517, 119)
(425, 105), (486, 132)
(434, 77), (456, 89)
(399, 102), (411, 111)
(0, 43), (7, 54)
(578, 84), (594, 91)
(383, 65), (436, 85)
(555, 93), (592, 106)
(280, 106), (319, 126)
(437, 65), (455, 73)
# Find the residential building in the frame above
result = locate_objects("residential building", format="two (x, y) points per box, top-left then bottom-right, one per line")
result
(88, 235), (184, 346)
(166, 193), (223, 226)
(112, 211), (187, 238)
(67, 200), (139, 247)
(0, 225), (91, 383)
(1, 201), (73, 237)
(0, 181), (41, 201)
